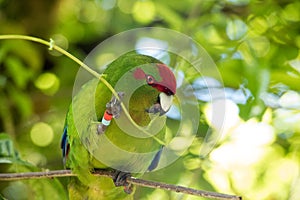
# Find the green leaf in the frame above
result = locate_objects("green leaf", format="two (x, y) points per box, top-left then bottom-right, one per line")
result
(0, 133), (18, 162)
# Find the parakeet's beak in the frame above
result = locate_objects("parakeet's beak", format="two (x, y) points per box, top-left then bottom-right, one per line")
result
(147, 93), (173, 116)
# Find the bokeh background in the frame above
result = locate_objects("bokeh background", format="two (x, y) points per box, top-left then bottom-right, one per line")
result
(1, 0), (300, 199)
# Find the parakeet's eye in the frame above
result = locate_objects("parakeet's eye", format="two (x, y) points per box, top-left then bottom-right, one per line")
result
(146, 75), (155, 85)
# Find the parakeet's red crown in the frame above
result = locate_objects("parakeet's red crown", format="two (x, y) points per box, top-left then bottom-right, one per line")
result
(133, 63), (176, 95)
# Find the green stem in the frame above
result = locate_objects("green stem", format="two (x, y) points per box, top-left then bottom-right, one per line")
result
(0, 34), (165, 145)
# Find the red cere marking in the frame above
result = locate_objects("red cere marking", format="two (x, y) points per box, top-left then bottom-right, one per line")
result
(103, 110), (113, 121)
(156, 64), (177, 95)
(133, 68), (146, 80)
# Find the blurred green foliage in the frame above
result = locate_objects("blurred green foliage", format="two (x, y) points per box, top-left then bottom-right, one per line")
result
(1, 0), (300, 199)
(0, 133), (67, 199)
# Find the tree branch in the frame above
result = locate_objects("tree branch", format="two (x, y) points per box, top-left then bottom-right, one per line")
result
(0, 169), (242, 200)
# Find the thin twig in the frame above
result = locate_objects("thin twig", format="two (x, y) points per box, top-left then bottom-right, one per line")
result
(0, 169), (242, 200)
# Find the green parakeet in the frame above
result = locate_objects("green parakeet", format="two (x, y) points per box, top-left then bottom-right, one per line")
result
(61, 51), (176, 199)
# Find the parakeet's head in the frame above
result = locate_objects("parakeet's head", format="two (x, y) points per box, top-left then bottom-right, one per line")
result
(132, 63), (176, 116)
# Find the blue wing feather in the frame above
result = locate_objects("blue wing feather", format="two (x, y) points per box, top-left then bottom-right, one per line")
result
(61, 125), (69, 166)
(147, 146), (164, 171)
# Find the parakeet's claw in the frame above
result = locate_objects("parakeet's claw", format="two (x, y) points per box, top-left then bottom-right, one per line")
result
(112, 170), (133, 194)
(113, 170), (130, 187)
(97, 92), (125, 135)
(106, 92), (125, 119)
(146, 103), (166, 116)
(123, 184), (133, 194)
(97, 123), (106, 134)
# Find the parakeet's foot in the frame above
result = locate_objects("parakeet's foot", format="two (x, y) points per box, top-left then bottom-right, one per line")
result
(97, 92), (125, 135)
(106, 92), (125, 119)
(112, 170), (133, 194)
(146, 103), (166, 116)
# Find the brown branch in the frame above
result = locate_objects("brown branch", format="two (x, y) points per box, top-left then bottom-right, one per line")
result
(0, 169), (242, 200)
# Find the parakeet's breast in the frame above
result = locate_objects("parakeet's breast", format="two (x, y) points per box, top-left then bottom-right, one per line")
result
(128, 86), (158, 126)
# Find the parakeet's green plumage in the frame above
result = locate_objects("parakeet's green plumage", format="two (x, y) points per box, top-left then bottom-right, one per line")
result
(61, 52), (176, 199)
